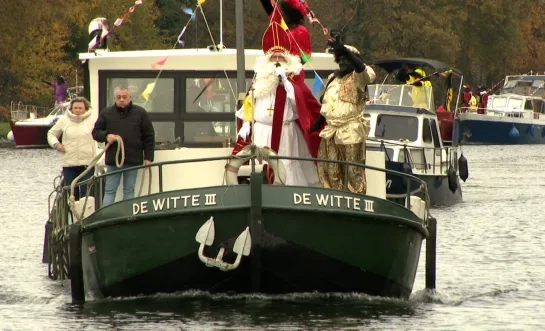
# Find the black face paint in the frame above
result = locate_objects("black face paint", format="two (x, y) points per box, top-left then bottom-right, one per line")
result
(335, 55), (354, 77)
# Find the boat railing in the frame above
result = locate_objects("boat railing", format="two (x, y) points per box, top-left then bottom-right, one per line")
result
(67, 86), (84, 100)
(10, 101), (49, 121)
(59, 153), (431, 222)
(367, 138), (455, 176)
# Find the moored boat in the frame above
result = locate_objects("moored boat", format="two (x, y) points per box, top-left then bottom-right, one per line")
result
(8, 87), (83, 148)
(365, 58), (468, 206)
(455, 92), (545, 145)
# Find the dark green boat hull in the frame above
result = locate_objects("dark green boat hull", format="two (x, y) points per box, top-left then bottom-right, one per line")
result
(79, 185), (428, 300)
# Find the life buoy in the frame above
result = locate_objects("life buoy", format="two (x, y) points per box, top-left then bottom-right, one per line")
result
(225, 147), (286, 185)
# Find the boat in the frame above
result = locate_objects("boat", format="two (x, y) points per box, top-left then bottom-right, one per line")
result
(365, 58), (468, 206)
(454, 74), (545, 144)
(42, 3), (438, 303)
(8, 86), (84, 148)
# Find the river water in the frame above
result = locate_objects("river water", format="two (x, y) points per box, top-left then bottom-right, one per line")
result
(0, 145), (543, 330)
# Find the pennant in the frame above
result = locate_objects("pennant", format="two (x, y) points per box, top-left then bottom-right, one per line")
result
(300, 51), (311, 64)
(141, 82), (156, 101)
(183, 7), (196, 21)
(312, 72), (324, 96)
(152, 57), (168, 69)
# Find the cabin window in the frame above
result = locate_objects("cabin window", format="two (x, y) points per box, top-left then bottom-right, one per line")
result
(105, 77), (175, 113)
(98, 70), (330, 147)
(491, 98), (506, 108)
(430, 120), (441, 148)
(152, 122), (176, 143)
(186, 78), (253, 113)
(422, 119), (433, 143)
(374, 115), (418, 142)
(524, 100), (534, 110)
(507, 98), (523, 109)
(183, 121), (236, 144)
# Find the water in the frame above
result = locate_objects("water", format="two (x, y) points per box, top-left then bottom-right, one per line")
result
(1, 146), (544, 330)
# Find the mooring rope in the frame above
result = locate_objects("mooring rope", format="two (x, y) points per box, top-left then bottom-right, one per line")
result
(68, 137), (124, 221)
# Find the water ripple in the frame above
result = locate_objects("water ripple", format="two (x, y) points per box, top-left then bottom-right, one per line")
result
(1, 146), (544, 330)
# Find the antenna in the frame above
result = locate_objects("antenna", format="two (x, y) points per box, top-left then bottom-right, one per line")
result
(219, 0), (224, 48)
(195, 8), (199, 48)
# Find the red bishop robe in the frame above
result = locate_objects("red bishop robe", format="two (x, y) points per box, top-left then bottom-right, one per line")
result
(231, 76), (323, 158)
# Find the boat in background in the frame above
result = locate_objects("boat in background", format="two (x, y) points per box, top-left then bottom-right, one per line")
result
(8, 86), (83, 148)
(454, 74), (545, 145)
(366, 58), (468, 206)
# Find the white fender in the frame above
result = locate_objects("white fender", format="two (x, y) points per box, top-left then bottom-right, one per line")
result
(225, 147), (286, 185)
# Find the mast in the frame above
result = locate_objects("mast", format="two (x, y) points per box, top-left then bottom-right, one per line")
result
(235, 0), (246, 95)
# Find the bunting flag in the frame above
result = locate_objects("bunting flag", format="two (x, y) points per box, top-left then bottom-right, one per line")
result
(300, 51), (311, 64)
(151, 57), (168, 69)
(141, 82), (156, 101)
(312, 72), (324, 96)
(149, 0), (207, 68)
(182, 7), (197, 22)
(306, 7), (329, 37)
(88, 0), (143, 51)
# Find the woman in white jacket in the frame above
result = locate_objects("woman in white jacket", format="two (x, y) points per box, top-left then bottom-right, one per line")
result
(47, 97), (97, 200)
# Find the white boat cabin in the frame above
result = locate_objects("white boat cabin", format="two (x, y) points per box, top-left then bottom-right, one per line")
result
(365, 84), (454, 176)
(79, 48), (337, 147)
(484, 93), (545, 120)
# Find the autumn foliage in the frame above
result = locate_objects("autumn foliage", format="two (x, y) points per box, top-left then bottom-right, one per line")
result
(1, 0), (544, 111)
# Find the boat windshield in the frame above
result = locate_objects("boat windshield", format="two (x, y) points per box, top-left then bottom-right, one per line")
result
(367, 84), (434, 110)
(500, 79), (545, 96)
(48, 104), (68, 117)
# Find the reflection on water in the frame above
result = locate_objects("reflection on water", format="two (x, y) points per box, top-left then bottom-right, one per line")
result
(1, 145), (545, 330)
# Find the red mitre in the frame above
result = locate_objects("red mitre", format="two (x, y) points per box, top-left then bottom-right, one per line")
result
(261, 22), (292, 54)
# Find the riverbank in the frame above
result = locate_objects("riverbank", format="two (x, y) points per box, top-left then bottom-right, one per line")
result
(0, 121), (14, 147)
(0, 121), (9, 138)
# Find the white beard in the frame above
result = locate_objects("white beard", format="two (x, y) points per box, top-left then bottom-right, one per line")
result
(252, 52), (303, 98)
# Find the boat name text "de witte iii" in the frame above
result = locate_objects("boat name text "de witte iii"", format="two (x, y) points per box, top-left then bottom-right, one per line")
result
(293, 193), (374, 212)
(132, 194), (217, 215)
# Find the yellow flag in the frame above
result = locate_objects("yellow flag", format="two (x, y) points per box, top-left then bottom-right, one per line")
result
(243, 95), (253, 121)
(197, 0), (206, 5)
(140, 82), (156, 101)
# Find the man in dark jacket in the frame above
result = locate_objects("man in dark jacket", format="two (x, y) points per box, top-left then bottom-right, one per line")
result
(92, 85), (155, 206)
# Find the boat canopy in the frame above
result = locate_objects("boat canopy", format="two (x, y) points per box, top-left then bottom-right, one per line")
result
(370, 58), (462, 75)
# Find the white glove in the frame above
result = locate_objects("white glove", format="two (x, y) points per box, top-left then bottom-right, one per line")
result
(238, 121), (251, 140)
(274, 66), (287, 83)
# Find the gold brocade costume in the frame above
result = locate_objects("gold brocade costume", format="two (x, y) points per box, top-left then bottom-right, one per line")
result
(317, 68), (375, 193)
